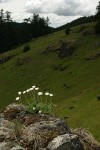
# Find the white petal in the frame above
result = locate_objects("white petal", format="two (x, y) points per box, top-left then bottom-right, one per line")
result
(49, 94), (53, 97)
(16, 97), (19, 100)
(45, 92), (49, 95)
(23, 91), (26, 94)
(18, 92), (21, 95)
(35, 87), (39, 90)
(38, 92), (43, 95)
(32, 85), (36, 89)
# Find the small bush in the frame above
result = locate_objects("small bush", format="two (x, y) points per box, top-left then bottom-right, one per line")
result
(95, 21), (100, 34)
(23, 45), (30, 53)
(65, 28), (70, 35)
(97, 95), (100, 100)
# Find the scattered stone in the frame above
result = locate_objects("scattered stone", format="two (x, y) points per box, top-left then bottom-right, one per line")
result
(85, 53), (100, 61)
(41, 43), (60, 55)
(97, 96), (100, 100)
(74, 128), (100, 150)
(0, 55), (14, 64)
(47, 134), (84, 150)
(15, 56), (31, 66)
(59, 41), (74, 58)
(0, 142), (25, 150)
(0, 118), (15, 141)
(69, 106), (75, 109)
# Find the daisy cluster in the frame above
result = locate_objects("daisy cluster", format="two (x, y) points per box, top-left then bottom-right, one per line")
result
(15, 85), (54, 114)
(16, 85), (53, 101)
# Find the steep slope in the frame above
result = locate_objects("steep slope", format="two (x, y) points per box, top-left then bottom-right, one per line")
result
(0, 22), (100, 141)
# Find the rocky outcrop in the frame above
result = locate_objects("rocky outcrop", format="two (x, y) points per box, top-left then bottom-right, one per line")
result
(0, 103), (100, 150)
(41, 40), (75, 58)
(0, 55), (14, 64)
(59, 41), (74, 58)
(85, 53), (100, 61)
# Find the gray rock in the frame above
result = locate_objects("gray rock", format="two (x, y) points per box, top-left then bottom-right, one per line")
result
(1, 103), (99, 150)
(47, 134), (84, 150)
(20, 119), (70, 149)
(3, 103), (26, 120)
(10, 145), (25, 150)
(59, 41), (74, 58)
(0, 142), (12, 150)
(0, 142), (25, 150)
(0, 118), (15, 141)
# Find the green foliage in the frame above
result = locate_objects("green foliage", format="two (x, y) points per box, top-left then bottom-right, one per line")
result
(96, 1), (100, 20)
(95, 2), (100, 34)
(65, 28), (70, 35)
(27, 102), (53, 115)
(15, 86), (54, 115)
(13, 120), (22, 140)
(56, 16), (95, 31)
(0, 9), (53, 53)
(23, 45), (30, 53)
(95, 21), (100, 34)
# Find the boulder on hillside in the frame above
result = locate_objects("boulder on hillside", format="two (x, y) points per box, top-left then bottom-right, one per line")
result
(59, 41), (74, 58)
(41, 40), (75, 58)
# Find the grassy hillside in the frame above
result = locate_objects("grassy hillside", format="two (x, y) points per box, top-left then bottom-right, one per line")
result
(0, 22), (100, 141)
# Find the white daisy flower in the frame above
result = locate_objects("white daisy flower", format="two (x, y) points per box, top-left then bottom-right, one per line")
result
(49, 94), (53, 97)
(39, 110), (42, 114)
(18, 92), (21, 95)
(33, 107), (35, 110)
(16, 97), (19, 100)
(38, 92), (43, 96)
(32, 85), (36, 89)
(30, 88), (33, 91)
(35, 87), (39, 90)
(23, 91), (26, 94)
(45, 92), (49, 96)
(26, 89), (30, 93)
(31, 87), (34, 90)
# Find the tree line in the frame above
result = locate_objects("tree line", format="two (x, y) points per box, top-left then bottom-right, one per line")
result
(95, 1), (100, 34)
(0, 9), (53, 53)
(60, 1), (100, 34)
(56, 16), (96, 31)
(0, 1), (100, 53)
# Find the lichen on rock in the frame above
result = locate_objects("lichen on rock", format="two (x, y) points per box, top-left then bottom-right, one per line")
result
(0, 103), (100, 150)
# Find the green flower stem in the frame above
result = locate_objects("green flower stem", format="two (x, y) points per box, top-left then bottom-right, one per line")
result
(40, 96), (42, 103)
(33, 90), (36, 103)
(19, 95), (22, 104)
(24, 95), (29, 104)
(46, 96), (48, 104)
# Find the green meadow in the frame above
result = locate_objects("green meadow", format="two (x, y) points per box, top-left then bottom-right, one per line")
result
(0, 22), (100, 141)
